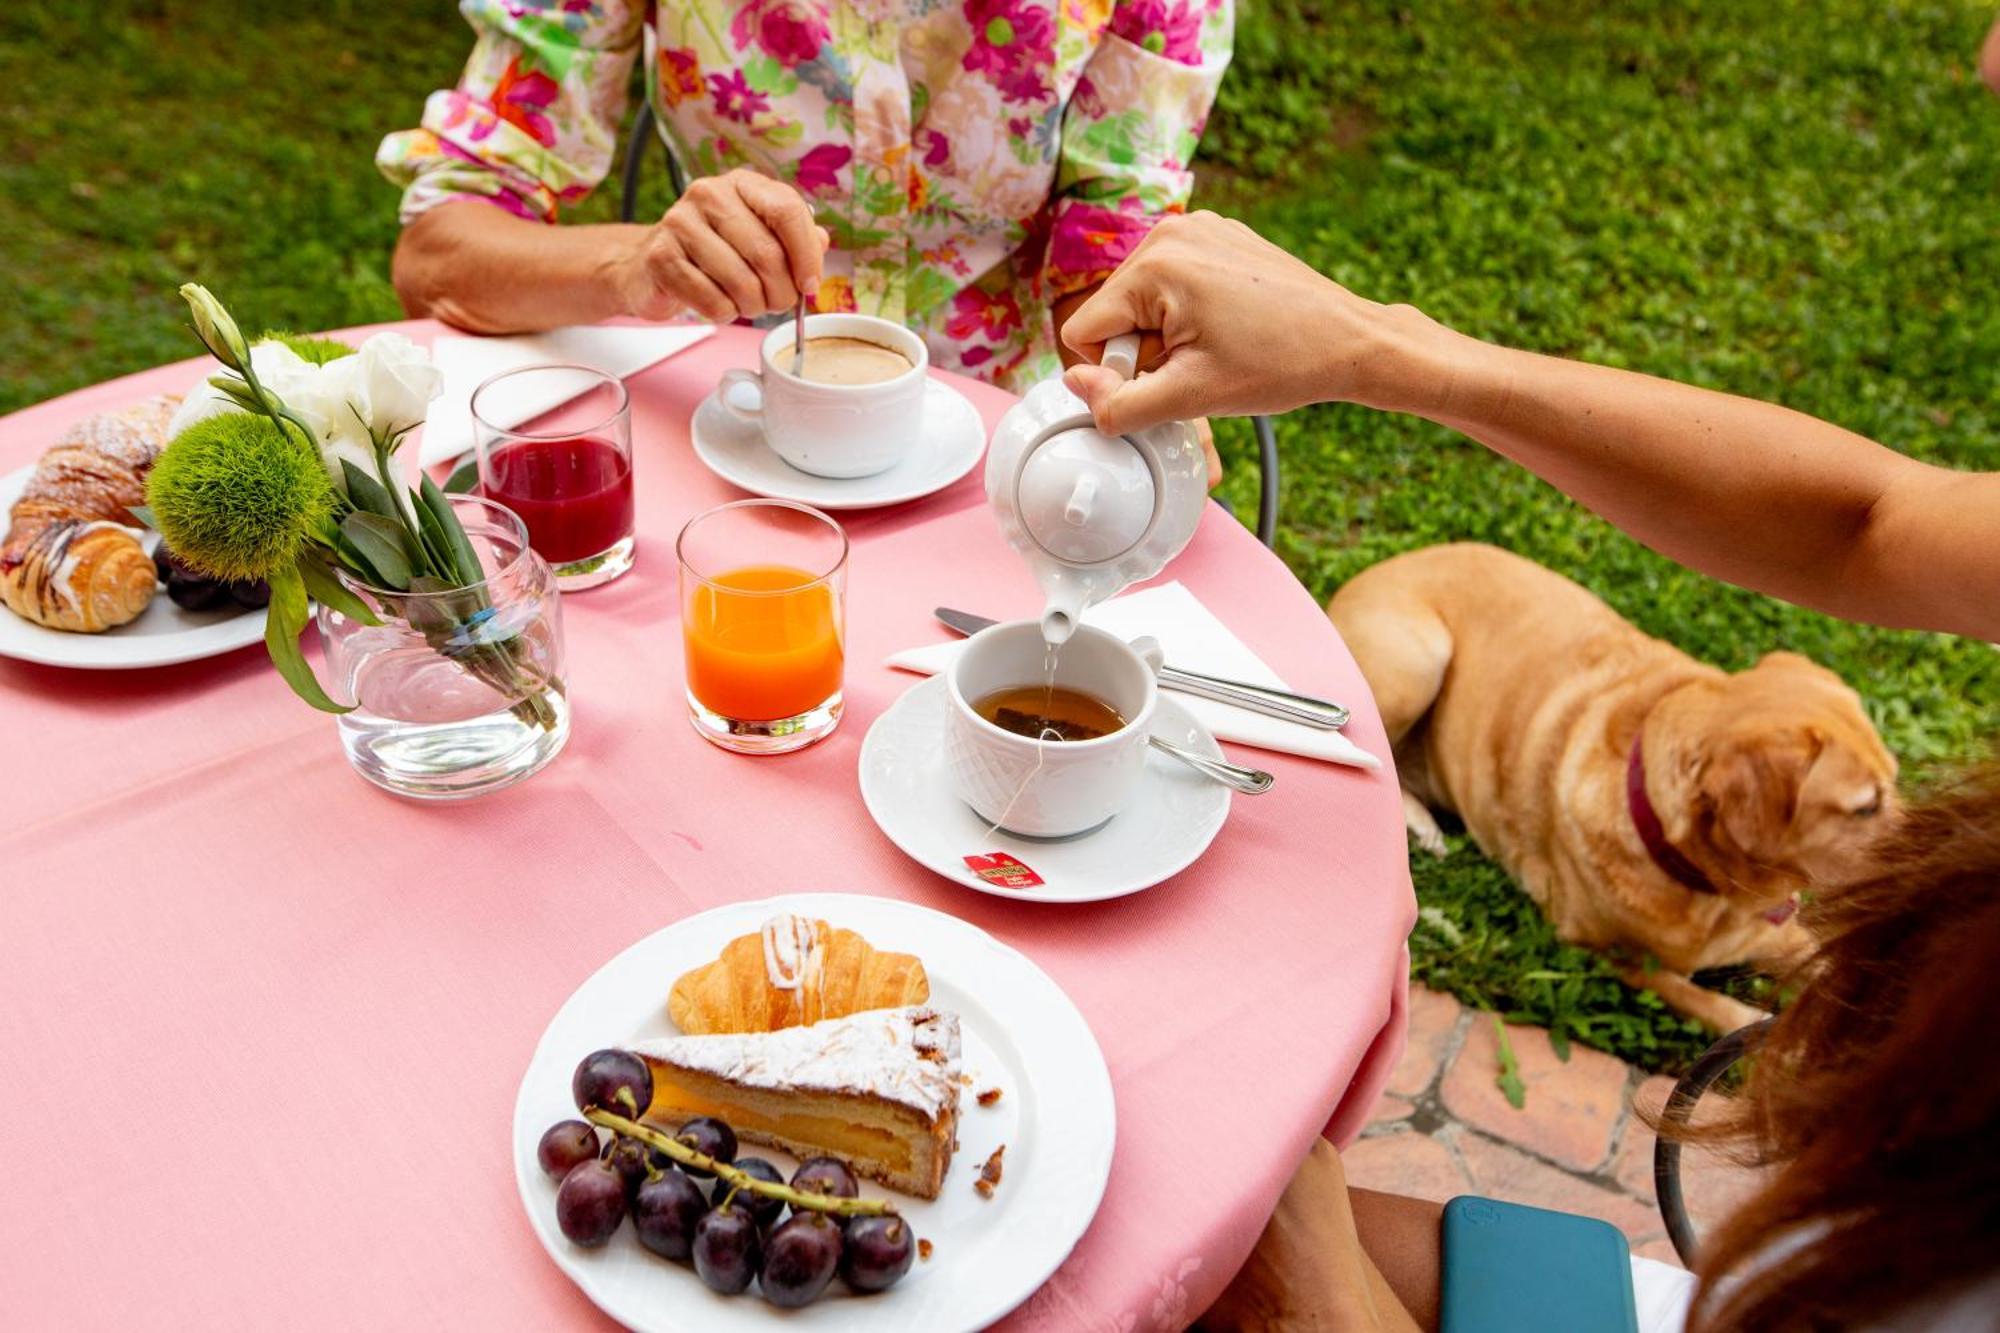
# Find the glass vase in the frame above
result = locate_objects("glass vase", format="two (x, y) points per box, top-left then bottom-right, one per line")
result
(317, 496), (569, 799)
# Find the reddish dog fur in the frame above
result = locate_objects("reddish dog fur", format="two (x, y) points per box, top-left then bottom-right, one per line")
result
(1330, 544), (1897, 1030)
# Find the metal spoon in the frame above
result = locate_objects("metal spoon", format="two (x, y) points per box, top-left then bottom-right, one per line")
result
(791, 298), (807, 376)
(1149, 736), (1275, 794)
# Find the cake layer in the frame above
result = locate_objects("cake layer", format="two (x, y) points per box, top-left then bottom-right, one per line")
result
(629, 1005), (962, 1199)
(643, 1067), (951, 1197)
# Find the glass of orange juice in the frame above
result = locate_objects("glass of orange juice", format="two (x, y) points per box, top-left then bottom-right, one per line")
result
(676, 499), (848, 754)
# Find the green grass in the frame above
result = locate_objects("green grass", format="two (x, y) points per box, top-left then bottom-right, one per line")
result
(5, 1), (1995, 1071)
(1201, 0), (2000, 1070)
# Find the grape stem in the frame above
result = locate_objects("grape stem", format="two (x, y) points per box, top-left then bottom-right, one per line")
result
(583, 1109), (895, 1218)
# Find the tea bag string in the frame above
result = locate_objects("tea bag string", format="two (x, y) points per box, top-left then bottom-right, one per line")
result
(975, 639), (1065, 841)
(976, 722), (1064, 842)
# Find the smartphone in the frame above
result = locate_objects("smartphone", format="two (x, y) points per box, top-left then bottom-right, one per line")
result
(1440, 1196), (1639, 1332)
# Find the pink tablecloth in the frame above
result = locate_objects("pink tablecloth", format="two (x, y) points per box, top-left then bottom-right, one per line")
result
(0, 323), (1413, 1332)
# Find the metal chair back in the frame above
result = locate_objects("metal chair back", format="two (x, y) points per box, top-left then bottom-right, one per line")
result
(1654, 1017), (1773, 1265)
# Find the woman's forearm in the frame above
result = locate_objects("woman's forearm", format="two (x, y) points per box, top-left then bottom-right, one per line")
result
(1400, 321), (2000, 638)
(1062, 213), (2000, 641)
(391, 204), (647, 335)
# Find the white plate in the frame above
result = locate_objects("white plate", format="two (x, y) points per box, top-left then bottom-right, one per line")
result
(513, 892), (1115, 1333)
(689, 379), (986, 511)
(858, 678), (1232, 903)
(0, 464), (267, 669)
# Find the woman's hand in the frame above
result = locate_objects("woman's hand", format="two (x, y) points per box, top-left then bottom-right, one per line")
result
(616, 169), (830, 323)
(1059, 211), (1447, 435)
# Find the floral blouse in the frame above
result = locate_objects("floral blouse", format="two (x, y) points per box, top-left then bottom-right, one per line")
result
(377, 0), (1233, 392)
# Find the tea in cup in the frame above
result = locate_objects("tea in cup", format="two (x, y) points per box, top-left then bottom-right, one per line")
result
(718, 314), (928, 479)
(944, 621), (1162, 837)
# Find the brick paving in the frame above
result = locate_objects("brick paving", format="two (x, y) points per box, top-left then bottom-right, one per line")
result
(1347, 987), (1765, 1269)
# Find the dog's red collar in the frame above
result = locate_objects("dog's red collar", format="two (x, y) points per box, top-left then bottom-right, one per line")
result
(1627, 737), (1719, 896)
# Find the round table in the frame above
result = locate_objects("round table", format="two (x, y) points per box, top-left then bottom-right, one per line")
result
(0, 323), (1413, 1331)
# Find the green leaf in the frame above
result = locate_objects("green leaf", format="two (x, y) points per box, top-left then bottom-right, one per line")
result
(339, 512), (413, 590)
(1493, 1016), (1527, 1110)
(295, 550), (379, 626)
(441, 454), (480, 495)
(1548, 1024), (1571, 1062)
(403, 573), (474, 636)
(409, 484), (459, 579)
(128, 504), (157, 530)
(341, 459), (401, 519)
(329, 529), (388, 588)
(262, 562), (351, 714)
(420, 473), (485, 590)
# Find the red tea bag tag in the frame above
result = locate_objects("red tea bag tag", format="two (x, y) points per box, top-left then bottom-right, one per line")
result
(963, 852), (1044, 889)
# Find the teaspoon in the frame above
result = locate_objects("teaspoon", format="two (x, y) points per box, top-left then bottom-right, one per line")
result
(1149, 736), (1275, 794)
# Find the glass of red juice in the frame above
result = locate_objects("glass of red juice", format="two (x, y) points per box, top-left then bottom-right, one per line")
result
(472, 364), (636, 591)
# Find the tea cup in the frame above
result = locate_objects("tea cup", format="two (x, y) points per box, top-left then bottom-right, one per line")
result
(717, 313), (928, 479)
(944, 621), (1163, 838)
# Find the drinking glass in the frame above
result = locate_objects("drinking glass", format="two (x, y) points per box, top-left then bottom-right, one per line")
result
(677, 499), (848, 754)
(317, 496), (569, 799)
(472, 364), (636, 590)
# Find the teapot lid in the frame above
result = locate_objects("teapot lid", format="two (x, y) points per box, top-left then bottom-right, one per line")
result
(1016, 424), (1157, 565)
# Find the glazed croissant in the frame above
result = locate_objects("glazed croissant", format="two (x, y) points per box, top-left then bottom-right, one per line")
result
(669, 914), (930, 1035)
(0, 396), (177, 633)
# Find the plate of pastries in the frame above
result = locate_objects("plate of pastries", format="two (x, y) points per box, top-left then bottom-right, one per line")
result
(0, 395), (269, 669)
(514, 893), (1116, 1331)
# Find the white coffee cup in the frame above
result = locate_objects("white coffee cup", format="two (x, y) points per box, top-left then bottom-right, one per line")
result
(944, 621), (1163, 838)
(718, 314), (929, 479)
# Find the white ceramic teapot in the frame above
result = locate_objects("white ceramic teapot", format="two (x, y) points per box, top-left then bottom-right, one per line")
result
(986, 335), (1210, 644)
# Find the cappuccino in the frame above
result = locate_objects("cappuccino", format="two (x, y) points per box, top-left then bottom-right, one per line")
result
(784, 336), (914, 386)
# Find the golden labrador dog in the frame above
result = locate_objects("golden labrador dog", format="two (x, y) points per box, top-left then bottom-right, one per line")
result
(1330, 544), (1896, 1030)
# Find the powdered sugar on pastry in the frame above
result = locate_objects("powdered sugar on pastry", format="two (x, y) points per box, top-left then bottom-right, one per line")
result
(631, 1005), (961, 1121)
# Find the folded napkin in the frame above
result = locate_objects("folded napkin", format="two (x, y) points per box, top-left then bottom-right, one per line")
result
(419, 323), (715, 465)
(886, 582), (1380, 770)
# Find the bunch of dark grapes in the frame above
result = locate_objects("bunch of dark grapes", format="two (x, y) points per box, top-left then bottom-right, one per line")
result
(154, 543), (269, 611)
(543, 1050), (915, 1305)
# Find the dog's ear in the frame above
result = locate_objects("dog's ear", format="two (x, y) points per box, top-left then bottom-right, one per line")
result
(1700, 732), (1822, 861)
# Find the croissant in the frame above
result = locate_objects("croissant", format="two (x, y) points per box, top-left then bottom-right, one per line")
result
(669, 914), (930, 1035)
(0, 396), (178, 633)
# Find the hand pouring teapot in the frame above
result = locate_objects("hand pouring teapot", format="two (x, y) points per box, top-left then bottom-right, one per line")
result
(986, 334), (1209, 644)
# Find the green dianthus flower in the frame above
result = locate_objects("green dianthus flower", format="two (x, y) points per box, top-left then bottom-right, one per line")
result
(146, 412), (334, 581)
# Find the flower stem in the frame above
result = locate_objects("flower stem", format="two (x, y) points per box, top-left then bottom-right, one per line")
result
(583, 1109), (895, 1218)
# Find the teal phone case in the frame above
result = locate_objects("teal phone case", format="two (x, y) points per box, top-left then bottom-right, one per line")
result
(1440, 1196), (1639, 1332)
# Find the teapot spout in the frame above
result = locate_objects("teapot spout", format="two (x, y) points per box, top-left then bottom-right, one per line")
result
(1039, 586), (1087, 645)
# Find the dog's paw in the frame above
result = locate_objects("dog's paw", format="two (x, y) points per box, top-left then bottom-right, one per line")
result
(1402, 790), (1449, 858)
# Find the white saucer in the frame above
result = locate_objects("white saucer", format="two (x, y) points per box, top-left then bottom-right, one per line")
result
(690, 378), (986, 510)
(0, 463), (267, 670)
(858, 677), (1232, 903)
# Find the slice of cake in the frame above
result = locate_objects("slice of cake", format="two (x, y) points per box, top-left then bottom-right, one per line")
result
(629, 1006), (961, 1199)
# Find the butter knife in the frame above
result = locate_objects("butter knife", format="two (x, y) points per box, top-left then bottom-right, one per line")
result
(933, 607), (1350, 730)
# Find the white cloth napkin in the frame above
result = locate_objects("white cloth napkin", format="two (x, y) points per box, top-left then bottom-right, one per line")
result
(418, 324), (715, 465)
(886, 581), (1381, 770)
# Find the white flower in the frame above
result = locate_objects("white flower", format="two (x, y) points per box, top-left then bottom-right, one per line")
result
(168, 339), (319, 439)
(169, 332), (442, 497)
(321, 332), (444, 442)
